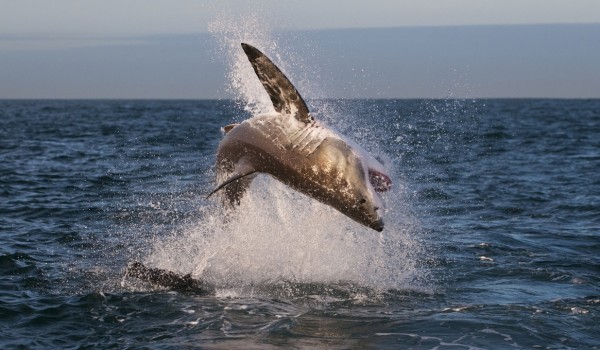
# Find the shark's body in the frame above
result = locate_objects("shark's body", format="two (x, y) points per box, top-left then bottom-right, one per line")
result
(209, 43), (391, 231)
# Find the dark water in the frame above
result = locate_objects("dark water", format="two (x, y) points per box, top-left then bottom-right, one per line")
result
(1, 99), (598, 349)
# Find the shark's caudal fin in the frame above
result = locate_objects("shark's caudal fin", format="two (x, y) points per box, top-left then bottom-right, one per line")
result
(126, 262), (214, 294)
(241, 43), (313, 124)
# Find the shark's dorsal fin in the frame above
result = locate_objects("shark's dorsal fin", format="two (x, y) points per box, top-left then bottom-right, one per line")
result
(241, 43), (313, 124)
(221, 123), (239, 134)
(206, 158), (256, 199)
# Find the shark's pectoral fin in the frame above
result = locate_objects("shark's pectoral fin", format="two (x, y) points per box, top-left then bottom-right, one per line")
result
(206, 159), (256, 199)
(241, 43), (313, 124)
(206, 170), (255, 199)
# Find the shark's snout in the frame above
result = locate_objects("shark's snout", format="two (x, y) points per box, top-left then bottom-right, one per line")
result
(357, 197), (385, 232)
(370, 217), (384, 232)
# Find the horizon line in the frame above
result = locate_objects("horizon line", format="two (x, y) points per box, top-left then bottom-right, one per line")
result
(2, 97), (600, 101)
(3, 21), (600, 40)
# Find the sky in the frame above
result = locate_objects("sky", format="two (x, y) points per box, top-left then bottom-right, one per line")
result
(2, 0), (600, 36)
(1, 0), (600, 98)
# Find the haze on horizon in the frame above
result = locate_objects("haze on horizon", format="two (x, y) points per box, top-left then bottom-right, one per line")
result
(1, 0), (600, 99)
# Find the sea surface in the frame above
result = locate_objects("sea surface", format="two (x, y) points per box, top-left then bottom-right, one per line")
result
(1, 99), (598, 349)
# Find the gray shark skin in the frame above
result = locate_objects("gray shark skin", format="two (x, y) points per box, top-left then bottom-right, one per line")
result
(126, 262), (214, 294)
(208, 43), (391, 231)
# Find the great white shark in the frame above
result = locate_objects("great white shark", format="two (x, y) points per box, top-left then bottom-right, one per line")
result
(125, 44), (392, 290)
(208, 43), (392, 231)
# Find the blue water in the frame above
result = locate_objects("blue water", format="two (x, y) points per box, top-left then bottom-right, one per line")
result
(1, 99), (598, 349)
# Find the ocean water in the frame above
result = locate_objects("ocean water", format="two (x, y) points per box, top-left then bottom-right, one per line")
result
(0, 98), (599, 349)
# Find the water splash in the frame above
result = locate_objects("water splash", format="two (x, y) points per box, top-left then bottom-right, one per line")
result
(208, 11), (323, 118)
(141, 12), (428, 295)
(208, 12), (279, 116)
(146, 176), (424, 291)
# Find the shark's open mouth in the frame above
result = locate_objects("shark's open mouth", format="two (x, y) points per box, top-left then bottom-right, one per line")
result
(369, 169), (392, 192)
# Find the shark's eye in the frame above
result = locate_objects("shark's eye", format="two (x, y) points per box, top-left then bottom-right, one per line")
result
(359, 198), (367, 204)
(369, 169), (392, 192)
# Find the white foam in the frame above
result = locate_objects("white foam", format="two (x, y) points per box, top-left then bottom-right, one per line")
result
(145, 176), (424, 290)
